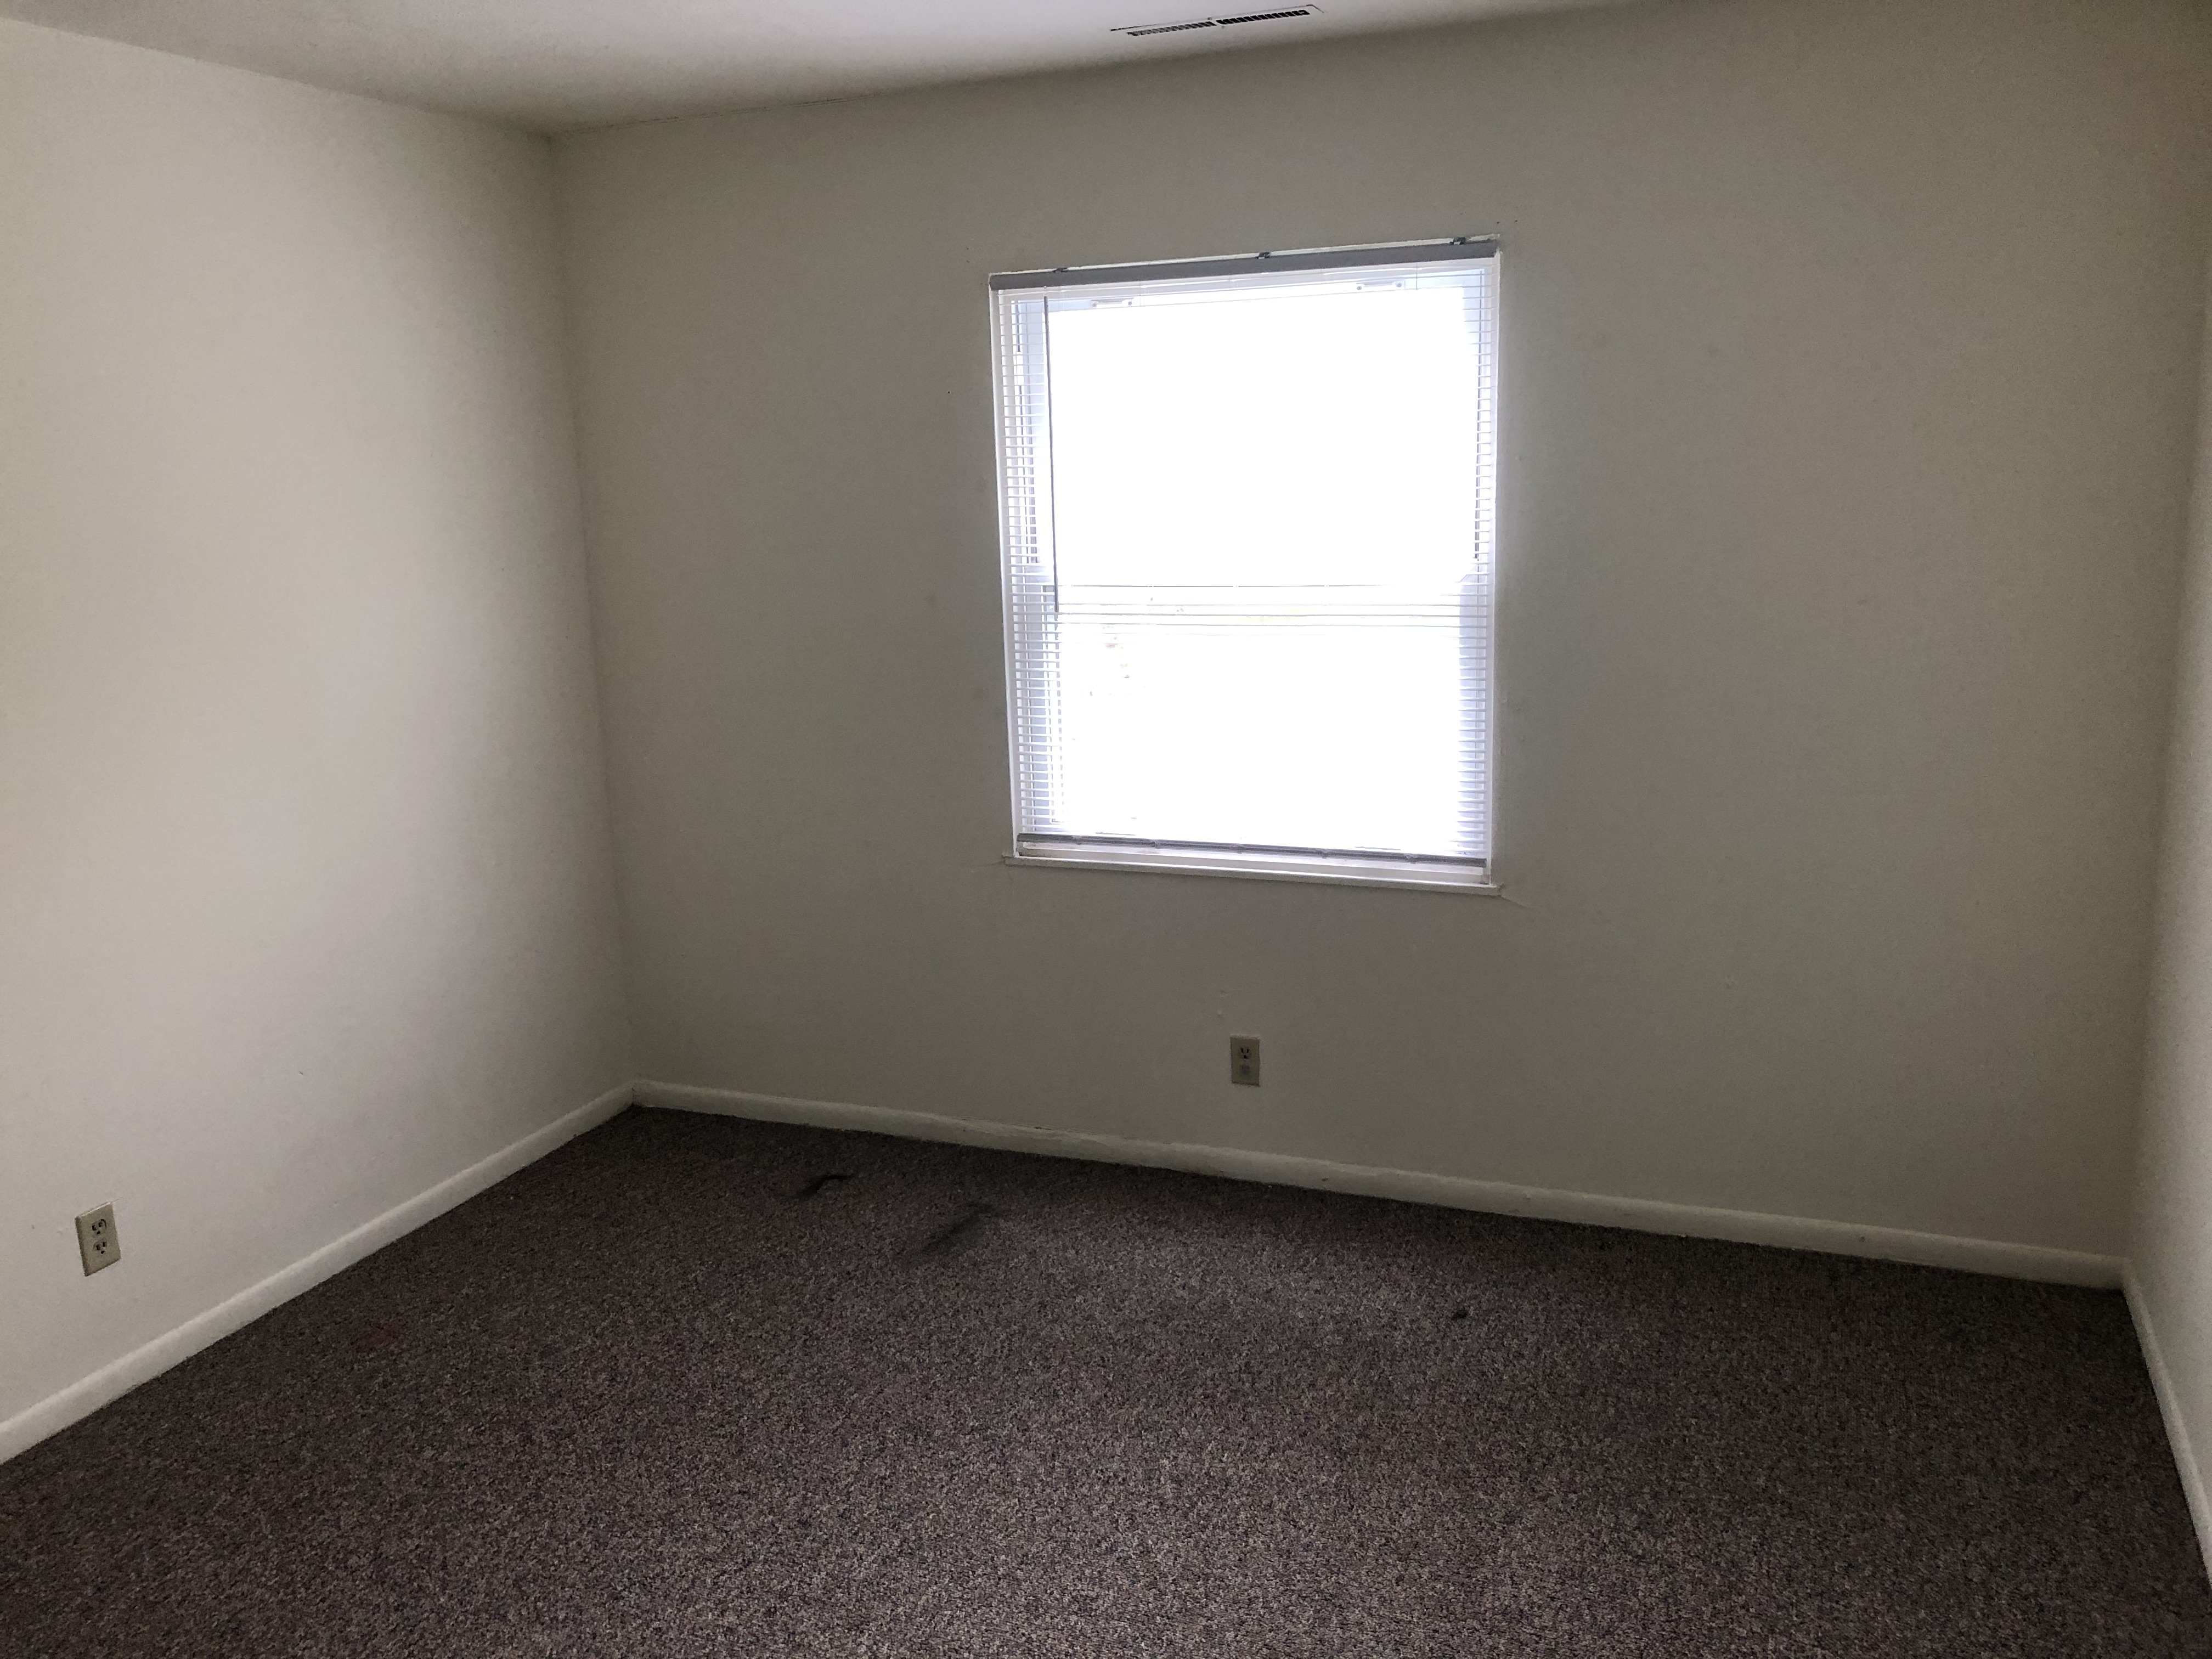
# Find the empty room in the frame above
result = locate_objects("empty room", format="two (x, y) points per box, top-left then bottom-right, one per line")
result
(5, 0), (2212, 1651)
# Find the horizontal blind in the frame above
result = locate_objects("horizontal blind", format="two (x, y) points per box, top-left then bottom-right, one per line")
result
(994, 247), (1497, 869)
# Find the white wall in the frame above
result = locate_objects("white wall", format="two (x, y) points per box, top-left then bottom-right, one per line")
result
(558, 0), (2212, 1261)
(2132, 255), (2212, 1570)
(0, 19), (631, 1440)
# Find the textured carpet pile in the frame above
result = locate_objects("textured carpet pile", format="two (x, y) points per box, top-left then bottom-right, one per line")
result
(2, 1107), (2207, 1656)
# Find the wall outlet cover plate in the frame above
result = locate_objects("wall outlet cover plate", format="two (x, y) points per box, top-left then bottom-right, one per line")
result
(76, 1204), (121, 1276)
(1231, 1036), (1261, 1086)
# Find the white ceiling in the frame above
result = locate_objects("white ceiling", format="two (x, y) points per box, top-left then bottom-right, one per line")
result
(0, 0), (1629, 132)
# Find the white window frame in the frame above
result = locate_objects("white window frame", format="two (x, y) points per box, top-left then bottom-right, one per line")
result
(990, 239), (1502, 896)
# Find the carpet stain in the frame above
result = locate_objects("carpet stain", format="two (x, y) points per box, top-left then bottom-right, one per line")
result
(912, 1201), (995, 1256)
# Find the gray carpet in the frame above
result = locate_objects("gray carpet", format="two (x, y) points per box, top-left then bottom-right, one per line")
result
(2, 1107), (2207, 1657)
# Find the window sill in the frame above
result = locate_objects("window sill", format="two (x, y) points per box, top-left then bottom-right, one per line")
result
(1001, 847), (1500, 896)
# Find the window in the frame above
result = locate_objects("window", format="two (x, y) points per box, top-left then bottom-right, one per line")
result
(992, 240), (1499, 891)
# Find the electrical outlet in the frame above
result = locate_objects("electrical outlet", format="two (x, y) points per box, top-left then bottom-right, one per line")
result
(1230, 1036), (1262, 1087)
(75, 1204), (121, 1276)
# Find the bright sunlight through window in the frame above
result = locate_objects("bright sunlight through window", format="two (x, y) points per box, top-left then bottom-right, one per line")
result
(992, 240), (1498, 890)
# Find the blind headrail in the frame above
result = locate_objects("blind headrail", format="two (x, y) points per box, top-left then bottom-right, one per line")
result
(990, 238), (1499, 292)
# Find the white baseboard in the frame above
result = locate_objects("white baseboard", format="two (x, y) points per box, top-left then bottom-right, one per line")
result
(0, 1080), (635, 1468)
(2126, 1268), (2212, 1585)
(637, 1081), (2123, 1288)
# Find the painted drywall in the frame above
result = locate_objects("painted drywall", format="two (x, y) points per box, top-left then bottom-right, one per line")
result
(0, 19), (631, 1436)
(2131, 251), (2212, 1571)
(558, 0), (2212, 1259)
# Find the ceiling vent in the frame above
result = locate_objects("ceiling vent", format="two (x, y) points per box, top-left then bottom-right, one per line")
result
(1113, 7), (1321, 38)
